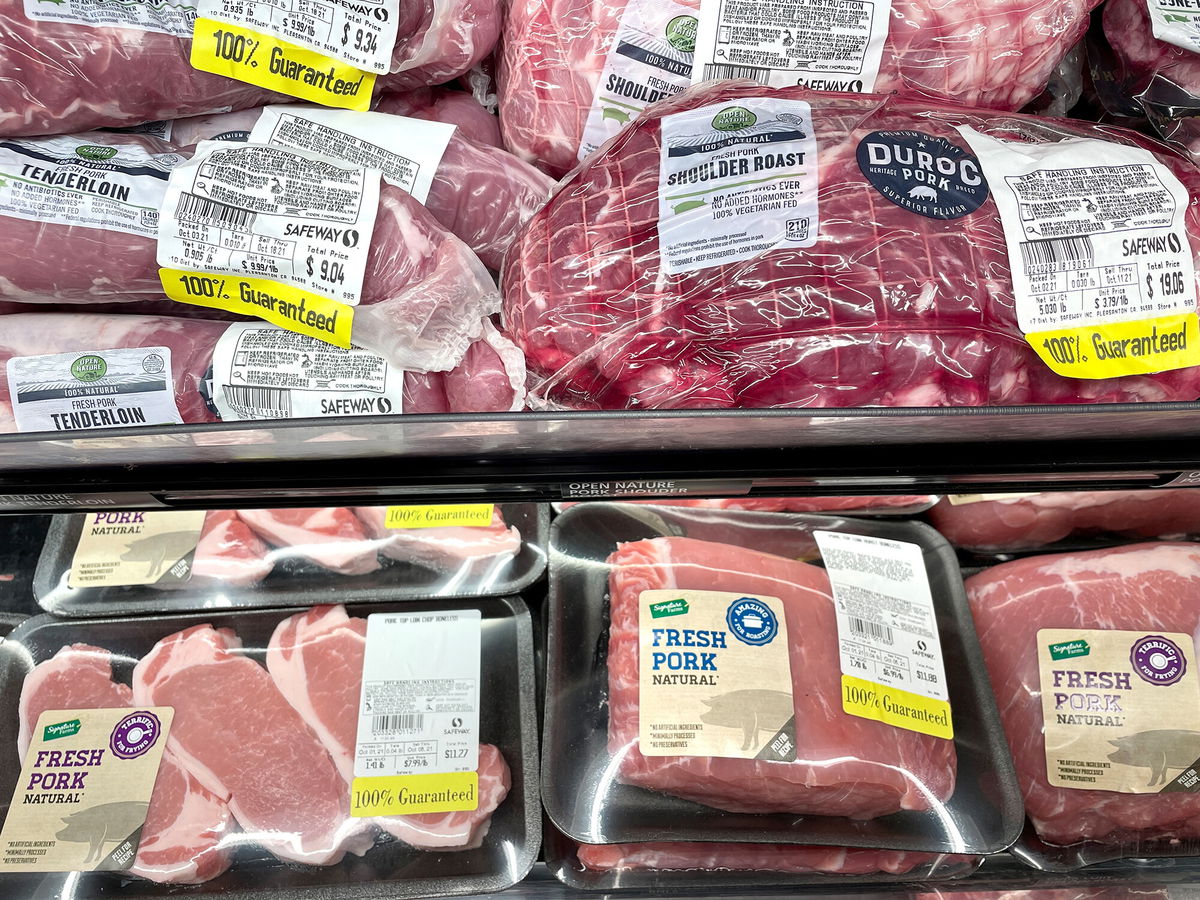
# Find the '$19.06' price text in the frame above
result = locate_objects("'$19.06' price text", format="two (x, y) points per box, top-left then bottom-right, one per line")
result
(341, 23), (379, 55)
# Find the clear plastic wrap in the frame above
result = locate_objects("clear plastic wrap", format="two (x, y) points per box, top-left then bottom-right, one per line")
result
(0, 313), (526, 433)
(0, 134), (499, 372)
(914, 889), (1171, 899)
(928, 490), (1200, 552)
(166, 105), (554, 270)
(0, 0), (502, 136)
(0, 597), (539, 893)
(966, 543), (1200, 868)
(375, 87), (504, 150)
(499, 0), (1101, 175)
(503, 82), (1200, 410)
(545, 502), (1022, 852)
(557, 496), (939, 515)
(34, 504), (546, 614)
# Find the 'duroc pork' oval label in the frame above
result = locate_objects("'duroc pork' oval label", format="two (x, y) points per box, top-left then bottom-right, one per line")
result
(856, 130), (989, 220)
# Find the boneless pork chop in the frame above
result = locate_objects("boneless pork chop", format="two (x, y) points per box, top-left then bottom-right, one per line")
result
(265, 605), (511, 850)
(132, 625), (375, 865)
(18, 645), (232, 884)
(606, 536), (956, 817)
(238, 509), (384, 577)
(353, 506), (523, 571)
(577, 841), (955, 875)
(966, 544), (1200, 845)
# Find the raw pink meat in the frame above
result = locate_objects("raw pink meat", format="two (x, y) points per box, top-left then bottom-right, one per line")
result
(238, 509), (383, 576)
(132, 624), (375, 865)
(499, 0), (1100, 175)
(577, 841), (943, 875)
(0, 139), (498, 374)
(18, 644), (233, 884)
(915, 891), (1168, 900)
(562, 496), (935, 513)
(503, 82), (1200, 409)
(929, 490), (1200, 551)
(607, 536), (956, 817)
(165, 105), (552, 270)
(0, 0), (502, 136)
(265, 605), (512, 849)
(0, 313), (526, 432)
(965, 543), (1200, 845)
(375, 87), (504, 149)
(185, 511), (275, 588)
(353, 505), (522, 570)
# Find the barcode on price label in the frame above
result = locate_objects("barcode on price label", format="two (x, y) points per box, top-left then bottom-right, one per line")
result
(372, 714), (424, 734)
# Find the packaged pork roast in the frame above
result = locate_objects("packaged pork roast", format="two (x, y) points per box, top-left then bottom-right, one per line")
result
(542, 822), (981, 891)
(0, 597), (538, 896)
(928, 490), (1200, 554)
(554, 495), (940, 516)
(966, 543), (1200, 869)
(33, 504), (547, 616)
(545, 502), (1022, 855)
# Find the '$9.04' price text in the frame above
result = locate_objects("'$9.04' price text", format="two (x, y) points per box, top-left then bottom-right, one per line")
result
(306, 255), (345, 285)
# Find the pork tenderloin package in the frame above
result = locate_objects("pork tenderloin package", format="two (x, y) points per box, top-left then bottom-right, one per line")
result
(0, 133), (501, 373)
(165, 104), (553, 270)
(0, 313), (525, 435)
(928, 490), (1200, 553)
(0, 598), (538, 896)
(966, 544), (1200, 868)
(0, 0), (502, 136)
(543, 824), (980, 891)
(499, 0), (1100, 176)
(34, 504), (546, 616)
(545, 502), (1021, 852)
(555, 496), (940, 516)
(503, 82), (1200, 410)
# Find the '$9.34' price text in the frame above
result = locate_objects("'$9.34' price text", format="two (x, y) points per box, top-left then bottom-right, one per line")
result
(341, 23), (379, 55)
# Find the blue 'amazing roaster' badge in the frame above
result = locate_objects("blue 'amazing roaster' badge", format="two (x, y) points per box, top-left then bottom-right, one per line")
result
(726, 596), (779, 646)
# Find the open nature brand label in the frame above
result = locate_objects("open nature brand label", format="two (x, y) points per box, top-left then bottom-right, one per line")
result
(658, 98), (818, 275)
(69, 510), (207, 588)
(1146, 0), (1200, 54)
(248, 107), (455, 204)
(693, 0), (891, 93)
(7, 347), (184, 434)
(23, 0), (195, 36)
(351, 611), (481, 817)
(957, 126), (1200, 380)
(0, 707), (173, 872)
(0, 137), (183, 238)
(211, 322), (404, 420)
(158, 142), (380, 347)
(580, 0), (698, 161)
(638, 588), (797, 761)
(384, 505), (495, 529)
(815, 530), (953, 740)
(1039, 628), (1200, 792)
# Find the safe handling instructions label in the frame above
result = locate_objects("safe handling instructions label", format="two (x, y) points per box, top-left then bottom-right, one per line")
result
(1039, 628), (1200, 793)
(7, 347), (184, 434)
(638, 588), (796, 761)
(815, 531), (952, 740)
(69, 510), (207, 588)
(159, 142), (379, 347)
(658, 98), (818, 275)
(957, 126), (1200, 380)
(693, 0), (891, 93)
(351, 611), (481, 817)
(0, 707), (173, 872)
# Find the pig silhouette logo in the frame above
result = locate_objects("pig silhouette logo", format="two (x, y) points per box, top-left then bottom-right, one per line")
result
(57, 801), (148, 864)
(701, 689), (793, 751)
(907, 185), (938, 202)
(1108, 730), (1200, 787)
(120, 531), (199, 579)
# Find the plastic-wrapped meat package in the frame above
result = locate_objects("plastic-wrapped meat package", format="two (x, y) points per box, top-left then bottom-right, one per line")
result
(238, 509), (384, 576)
(171, 510), (275, 589)
(503, 82), (1200, 410)
(561, 496), (936, 514)
(354, 506), (523, 571)
(375, 87), (504, 149)
(966, 543), (1200, 847)
(0, 135), (498, 373)
(266, 605), (511, 850)
(0, 313), (527, 433)
(166, 106), (553, 269)
(0, 0), (502, 136)
(577, 842), (949, 875)
(18, 645), (233, 884)
(606, 536), (956, 817)
(499, 0), (1100, 175)
(929, 490), (1200, 551)
(913, 890), (1169, 900)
